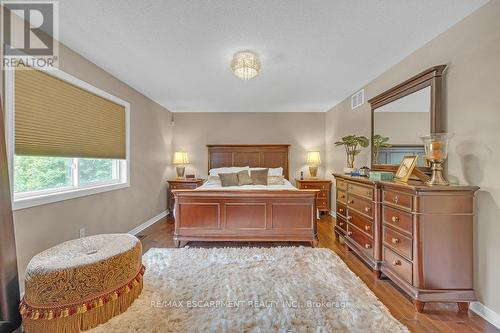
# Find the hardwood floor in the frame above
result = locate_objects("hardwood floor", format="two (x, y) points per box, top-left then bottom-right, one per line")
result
(139, 215), (499, 333)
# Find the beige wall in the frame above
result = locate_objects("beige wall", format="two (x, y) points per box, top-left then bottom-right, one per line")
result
(326, 0), (500, 314)
(172, 112), (325, 181)
(1, 44), (174, 287)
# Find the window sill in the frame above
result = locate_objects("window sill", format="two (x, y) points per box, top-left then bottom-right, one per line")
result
(13, 182), (130, 211)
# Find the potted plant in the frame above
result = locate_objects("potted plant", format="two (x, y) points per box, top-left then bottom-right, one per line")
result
(335, 135), (369, 174)
(372, 134), (391, 164)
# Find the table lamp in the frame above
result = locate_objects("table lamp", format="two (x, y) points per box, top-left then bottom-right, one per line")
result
(306, 151), (321, 178)
(173, 152), (189, 179)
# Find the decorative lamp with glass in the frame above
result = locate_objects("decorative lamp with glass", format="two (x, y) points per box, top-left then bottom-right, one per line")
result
(306, 151), (321, 178)
(172, 152), (189, 179)
(420, 133), (451, 186)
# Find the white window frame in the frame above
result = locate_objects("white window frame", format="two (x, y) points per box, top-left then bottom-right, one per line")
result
(4, 68), (131, 210)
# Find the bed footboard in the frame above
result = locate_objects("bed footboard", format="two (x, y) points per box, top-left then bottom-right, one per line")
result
(172, 190), (319, 247)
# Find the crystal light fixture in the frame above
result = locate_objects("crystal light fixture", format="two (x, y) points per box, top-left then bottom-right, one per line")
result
(231, 51), (261, 80)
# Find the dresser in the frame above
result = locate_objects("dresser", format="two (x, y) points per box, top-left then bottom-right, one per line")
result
(167, 179), (205, 211)
(333, 173), (479, 312)
(295, 179), (332, 213)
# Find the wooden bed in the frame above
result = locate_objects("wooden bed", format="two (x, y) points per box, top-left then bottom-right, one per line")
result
(172, 144), (319, 247)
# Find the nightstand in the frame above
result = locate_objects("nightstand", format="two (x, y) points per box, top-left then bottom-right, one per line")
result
(295, 179), (332, 214)
(167, 179), (205, 212)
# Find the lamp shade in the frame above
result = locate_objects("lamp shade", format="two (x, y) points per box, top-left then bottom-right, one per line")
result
(172, 152), (189, 165)
(307, 151), (321, 165)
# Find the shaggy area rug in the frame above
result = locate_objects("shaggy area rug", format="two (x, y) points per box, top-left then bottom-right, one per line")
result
(88, 247), (409, 332)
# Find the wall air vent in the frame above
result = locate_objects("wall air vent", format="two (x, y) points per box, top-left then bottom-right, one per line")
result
(351, 89), (365, 110)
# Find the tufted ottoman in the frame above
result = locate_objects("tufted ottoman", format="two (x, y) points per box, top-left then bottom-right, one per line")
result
(20, 234), (145, 333)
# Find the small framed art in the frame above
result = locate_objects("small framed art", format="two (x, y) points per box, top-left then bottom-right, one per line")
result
(394, 155), (418, 183)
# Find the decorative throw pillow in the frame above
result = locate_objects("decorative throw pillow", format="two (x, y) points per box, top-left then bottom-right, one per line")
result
(237, 170), (253, 185)
(250, 168), (268, 185)
(268, 175), (285, 185)
(206, 175), (222, 185)
(219, 173), (239, 187)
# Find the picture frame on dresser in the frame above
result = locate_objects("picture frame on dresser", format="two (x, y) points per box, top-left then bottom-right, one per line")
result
(394, 155), (418, 183)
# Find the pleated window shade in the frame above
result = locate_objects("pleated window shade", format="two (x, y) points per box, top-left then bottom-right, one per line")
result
(14, 68), (126, 159)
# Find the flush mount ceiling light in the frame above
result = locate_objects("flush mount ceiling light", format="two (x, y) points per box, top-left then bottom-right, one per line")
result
(230, 50), (261, 80)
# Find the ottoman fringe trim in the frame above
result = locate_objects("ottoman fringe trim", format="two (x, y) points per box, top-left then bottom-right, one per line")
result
(20, 265), (145, 333)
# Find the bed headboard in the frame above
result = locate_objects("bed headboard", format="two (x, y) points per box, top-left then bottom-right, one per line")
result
(207, 144), (290, 179)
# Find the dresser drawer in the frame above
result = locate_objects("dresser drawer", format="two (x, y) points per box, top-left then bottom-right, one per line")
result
(383, 190), (412, 211)
(336, 216), (347, 233)
(336, 203), (347, 218)
(301, 182), (328, 190)
(347, 210), (373, 237)
(170, 183), (198, 190)
(347, 224), (373, 256)
(347, 183), (373, 200)
(383, 226), (412, 260)
(337, 190), (346, 204)
(317, 190), (328, 198)
(383, 206), (413, 235)
(384, 247), (412, 285)
(336, 179), (347, 191)
(316, 198), (328, 209)
(346, 194), (373, 218)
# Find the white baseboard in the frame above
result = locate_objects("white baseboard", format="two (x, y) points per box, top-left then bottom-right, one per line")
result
(129, 210), (168, 236)
(329, 210), (336, 218)
(470, 302), (500, 329)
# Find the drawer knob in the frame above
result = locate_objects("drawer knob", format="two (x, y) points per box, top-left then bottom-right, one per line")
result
(305, 186), (308, 189)
(348, 200), (354, 204)
(340, 195), (345, 199)
(392, 260), (402, 266)
(392, 238), (400, 245)
(393, 195), (399, 204)
(338, 208), (343, 213)
(347, 216), (352, 221)
(347, 231), (353, 236)
(364, 243), (372, 249)
(364, 225), (371, 232)
(391, 216), (400, 223)
(365, 207), (371, 212)
(339, 222), (344, 226)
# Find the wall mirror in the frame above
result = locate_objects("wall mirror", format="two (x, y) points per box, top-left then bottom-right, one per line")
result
(369, 65), (447, 173)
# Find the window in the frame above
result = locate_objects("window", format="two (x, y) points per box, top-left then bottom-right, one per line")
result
(5, 68), (130, 210)
(14, 156), (121, 196)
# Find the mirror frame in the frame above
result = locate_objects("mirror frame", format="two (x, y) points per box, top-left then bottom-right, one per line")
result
(368, 65), (447, 173)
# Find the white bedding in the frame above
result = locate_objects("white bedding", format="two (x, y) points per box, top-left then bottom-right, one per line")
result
(196, 178), (297, 191)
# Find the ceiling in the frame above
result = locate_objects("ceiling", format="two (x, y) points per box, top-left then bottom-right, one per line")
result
(54, 0), (487, 113)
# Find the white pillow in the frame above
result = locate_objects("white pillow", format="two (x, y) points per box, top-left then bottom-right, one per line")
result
(269, 167), (283, 176)
(206, 175), (222, 185)
(209, 166), (249, 176)
(249, 167), (283, 176)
